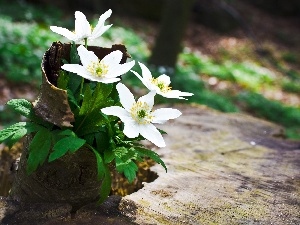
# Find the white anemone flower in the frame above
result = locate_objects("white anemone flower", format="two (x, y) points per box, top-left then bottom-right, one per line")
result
(61, 45), (135, 83)
(50, 10), (112, 42)
(101, 83), (182, 147)
(131, 62), (194, 99)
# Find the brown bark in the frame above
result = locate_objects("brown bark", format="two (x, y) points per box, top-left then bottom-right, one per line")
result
(9, 42), (130, 210)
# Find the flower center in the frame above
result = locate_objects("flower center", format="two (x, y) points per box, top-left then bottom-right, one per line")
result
(130, 101), (153, 124)
(87, 60), (109, 77)
(151, 78), (171, 93)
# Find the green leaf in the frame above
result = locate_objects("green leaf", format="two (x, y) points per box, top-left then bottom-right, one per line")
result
(67, 88), (80, 110)
(26, 128), (52, 174)
(104, 149), (115, 163)
(79, 84), (93, 116)
(98, 164), (112, 204)
(70, 41), (80, 64)
(75, 110), (106, 136)
(0, 122), (42, 146)
(57, 70), (69, 90)
(135, 147), (167, 172)
(67, 42), (82, 94)
(95, 131), (109, 153)
(6, 99), (32, 117)
(91, 147), (105, 180)
(48, 136), (86, 162)
(57, 129), (75, 137)
(6, 99), (50, 126)
(115, 158), (138, 183)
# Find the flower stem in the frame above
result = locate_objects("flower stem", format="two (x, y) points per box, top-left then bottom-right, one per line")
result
(79, 39), (88, 97)
(84, 38), (88, 48)
(80, 77), (84, 96)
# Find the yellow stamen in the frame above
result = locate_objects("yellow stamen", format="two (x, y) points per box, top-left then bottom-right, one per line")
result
(87, 60), (109, 77)
(150, 78), (172, 93)
(130, 101), (153, 125)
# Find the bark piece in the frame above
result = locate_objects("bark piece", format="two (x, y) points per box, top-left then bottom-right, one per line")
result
(33, 42), (130, 127)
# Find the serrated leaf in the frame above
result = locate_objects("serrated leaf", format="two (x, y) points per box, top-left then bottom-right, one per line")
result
(79, 83), (113, 117)
(48, 136), (86, 162)
(0, 122), (42, 146)
(67, 88), (80, 110)
(75, 110), (106, 136)
(6, 99), (32, 117)
(6, 99), (51, 126)
(26, 128), (52, 174)
(98, 164), (112, 204)
(123, 161), (138, 183)
(113, 147), (128, 158)
(135, 147), (167, 172)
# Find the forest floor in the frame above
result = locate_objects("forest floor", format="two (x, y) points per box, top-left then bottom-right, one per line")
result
(0, 1), (299, 133)
(116, 2), (300, 107)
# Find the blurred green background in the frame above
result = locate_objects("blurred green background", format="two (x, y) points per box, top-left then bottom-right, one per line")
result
(0, 0), (299, 139)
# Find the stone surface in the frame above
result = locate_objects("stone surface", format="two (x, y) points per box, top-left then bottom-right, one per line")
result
(119, 104), (300, 225)
(1, 104), (300, 224)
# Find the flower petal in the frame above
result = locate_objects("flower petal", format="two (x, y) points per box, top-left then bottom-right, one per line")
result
(138, 123), (166, 147)
(123, 120), (139, 138)
(77, 45), (98, 68)
(107, 60), (135, 78)
(101, 50), (122, 67)
(101, 106), (129, 121)
(95, 77), (120, 84)
(116, 83), (136, 112)
(75, 11), (91, 38)
(131, 70), (152, 90)
(160, 90), (194, 99)
(139, 62), (153, 80)
(152, 108), (182, 124)
(91, 9), (112, 38)
(61, 64), (90, 77)
(137, 91), (155, 110)
(50, 26), (77, 41)
(157, 74), (171, 86)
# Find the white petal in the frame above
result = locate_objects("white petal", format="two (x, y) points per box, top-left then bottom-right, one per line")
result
(161, 90), (194, 99)
(95, 77), (120, 83)
(77, 45), (98, 68)
(91, 9), (112, 38)
(123, 120), (139, 138)
(157, 74), (171, 86)
(90, 25), (112, 40)
(152, 108), (182, 123)
(101, 106), (129, 121)
(102, 50), (122, 67)
(138, 91), (155, 110)
(138, 62), (153, 80)
(61, 64), (89, 77)
(50, 26), (77, 41)
(131, 70), (152, 90)
(75, 11), (91, 38)
(139, 123), (166, 147)
(116, 83), (136, 112)
(107, 60), (135, 78)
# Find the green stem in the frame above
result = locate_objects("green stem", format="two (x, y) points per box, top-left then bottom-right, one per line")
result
(84, 38), (88, 48)
(79, 78), (84, 96)
(80, 38), (88, 96)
